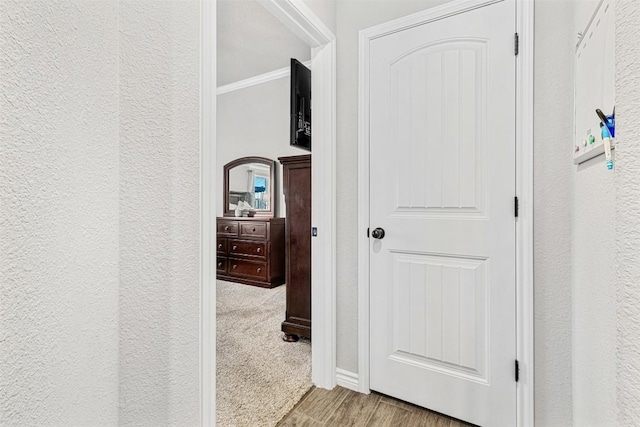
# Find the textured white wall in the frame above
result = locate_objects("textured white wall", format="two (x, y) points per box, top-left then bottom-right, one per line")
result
(303, 0), (336, 34)
(572, 157), (616, 426)
(0, 0), (120, 425)
(118, 1), (200, 425)
(571, 0), (617, 424)
(616, 0), (640, 424)
(1, 1), (199, 425)
(216, 78), (305, 218)
(534, 2), (576, 425)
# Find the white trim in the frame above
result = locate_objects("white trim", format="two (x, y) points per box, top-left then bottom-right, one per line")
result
(361, 0), (504, 40)
(357, 24), (371, 395)
(357, 0), (535, 425)
(310, 38), (338, 390)
(216, 61), (311, 95)
(200, 0), (216, 425)
(336, 368), (359, 392)
(257, 0), (333, 47)
(515, 0), (535, 425)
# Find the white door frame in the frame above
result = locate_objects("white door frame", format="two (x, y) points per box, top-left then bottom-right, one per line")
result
(356, 0), (535, 426)
(200, 1), (337, 425)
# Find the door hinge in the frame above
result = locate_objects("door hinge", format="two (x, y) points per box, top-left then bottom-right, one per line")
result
(367, 227), (370, 238)
(514, 196), (519, 218)
(514, 33), (520, 56)
(515, 360), (520, 382)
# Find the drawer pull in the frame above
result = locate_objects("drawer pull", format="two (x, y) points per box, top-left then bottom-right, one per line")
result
(232, 245), (237, 251)
(218, 243), (223, 249)
(224, 226), (230, 231)
(256, 248), (261, 253)
(257, 267), (262, 273)
(252, 228), (256, 232)
(232, 264), (237, 270)
(217, 262), (223, 268)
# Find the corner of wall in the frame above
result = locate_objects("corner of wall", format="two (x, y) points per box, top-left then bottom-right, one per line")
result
(615, 1), (640, 424)
(533, 0), (575, 424)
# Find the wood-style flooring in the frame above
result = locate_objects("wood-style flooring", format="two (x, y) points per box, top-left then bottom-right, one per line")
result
(277, 386), (474, 427)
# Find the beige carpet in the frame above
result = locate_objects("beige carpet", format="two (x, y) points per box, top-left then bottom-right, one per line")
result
(216, 280), (311, 427)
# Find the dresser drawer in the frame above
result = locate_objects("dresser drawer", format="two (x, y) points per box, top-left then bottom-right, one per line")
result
(229, 239), (267, 259)
(217, 220), (238, 236)
(239, 222), (267, 238)
(228, 259), (268, 281)
(216, 239), (227, 254)
(216, 216), (284, 288)
(216, 257), (227, 274)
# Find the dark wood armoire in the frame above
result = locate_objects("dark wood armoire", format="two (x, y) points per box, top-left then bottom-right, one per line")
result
(279, 155), (311, 342)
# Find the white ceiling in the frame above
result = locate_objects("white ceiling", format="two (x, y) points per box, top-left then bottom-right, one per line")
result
(217, 0), (311, 87)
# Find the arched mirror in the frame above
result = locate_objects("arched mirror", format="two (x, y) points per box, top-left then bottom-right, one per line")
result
(223, 156), (276, 218)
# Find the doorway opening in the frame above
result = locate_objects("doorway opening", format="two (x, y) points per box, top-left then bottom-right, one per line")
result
(200, 0), (337, 425)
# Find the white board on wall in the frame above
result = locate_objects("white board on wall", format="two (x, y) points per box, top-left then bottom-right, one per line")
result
(574, 0), (615, 165)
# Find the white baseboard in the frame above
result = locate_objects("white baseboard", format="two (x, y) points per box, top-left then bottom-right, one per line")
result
(336, 368), (359, 392)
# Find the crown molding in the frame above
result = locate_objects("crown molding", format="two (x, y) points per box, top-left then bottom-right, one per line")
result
(217, 60), (311, 95)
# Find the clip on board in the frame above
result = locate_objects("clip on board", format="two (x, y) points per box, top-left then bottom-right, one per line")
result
(573, 0), (615, 166)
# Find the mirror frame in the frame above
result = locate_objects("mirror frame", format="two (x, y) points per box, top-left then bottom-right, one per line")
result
(223, 156), (276, 218)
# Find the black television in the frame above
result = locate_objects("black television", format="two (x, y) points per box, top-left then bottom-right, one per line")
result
(290, 58), (311, 151)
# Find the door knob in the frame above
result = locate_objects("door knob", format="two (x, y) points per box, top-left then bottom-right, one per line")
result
(371, 227), (385, 239)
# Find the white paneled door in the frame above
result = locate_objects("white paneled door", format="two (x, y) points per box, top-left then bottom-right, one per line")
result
(368, 1), (517, 426)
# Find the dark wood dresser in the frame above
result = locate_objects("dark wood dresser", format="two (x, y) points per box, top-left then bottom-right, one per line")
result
(216, 217), (285, 288)
(279, 155), (311, 341)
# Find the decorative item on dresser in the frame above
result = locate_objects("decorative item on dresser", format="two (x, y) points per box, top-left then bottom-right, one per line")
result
(216, 217), (285, 288)
(279, 154), (311, 342)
